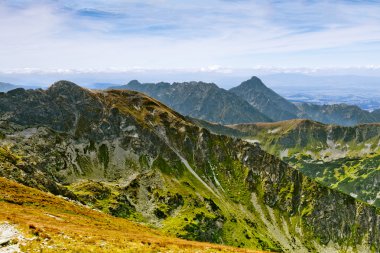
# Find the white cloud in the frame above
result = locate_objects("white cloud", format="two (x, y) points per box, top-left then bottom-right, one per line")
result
(0, 0), (380, 70)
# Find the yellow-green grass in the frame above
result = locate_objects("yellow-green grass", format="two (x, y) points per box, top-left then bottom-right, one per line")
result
(0, 177), (270, 253)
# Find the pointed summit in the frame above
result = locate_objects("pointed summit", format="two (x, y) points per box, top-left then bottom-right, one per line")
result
(127, 80), (141, 86)
(238, 76), (266, 89)
(230, 77), (299, 121)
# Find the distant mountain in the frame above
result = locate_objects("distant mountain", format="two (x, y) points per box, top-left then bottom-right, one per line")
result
(228, 76), (379, 126)
(0, 82), (20, 92)
(229, 76), (299, 121)
(110, 77), (379, 126)
(372, 109), (380, 121)
(110, 80), (271, 124)
(296, 103), (377, 126)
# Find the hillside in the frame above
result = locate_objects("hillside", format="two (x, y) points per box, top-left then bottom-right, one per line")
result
(225, 119), (380, 207)
(0, 81), (379, 252)
(229, 76), (299, 121)
(110, 80), (271, 124)
(228, 119), (380, 155)
(0, 177), (263, 253)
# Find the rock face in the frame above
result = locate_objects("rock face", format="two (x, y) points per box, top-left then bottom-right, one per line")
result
(0, 81), (379, 252)
(110, 80), (271, 124)
(229, 76), (299, 121)
(0, 223), (23, 253)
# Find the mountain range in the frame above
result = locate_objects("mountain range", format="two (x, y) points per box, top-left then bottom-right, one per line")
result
(111, 80), (271, 124)
(0, 81), (379, 252)
(111, 76), (380, 126)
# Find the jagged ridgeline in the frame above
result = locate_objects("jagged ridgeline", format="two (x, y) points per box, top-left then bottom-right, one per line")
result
(112, 77), (380, 126)
(0, 81), (379, 252)
(111, 80), (272, 124)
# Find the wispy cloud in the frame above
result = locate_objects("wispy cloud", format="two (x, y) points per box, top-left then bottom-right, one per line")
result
(1, 0), (380, 70)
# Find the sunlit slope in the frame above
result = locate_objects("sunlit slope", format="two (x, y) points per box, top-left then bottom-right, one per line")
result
(223, 119), (380, 208)
(0, 177), (266, 253)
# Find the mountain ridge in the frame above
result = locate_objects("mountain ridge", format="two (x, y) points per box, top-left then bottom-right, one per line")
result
(296, 102), (377, 126)
(110, 80), (272, 124)
(110, 76), (380, 126)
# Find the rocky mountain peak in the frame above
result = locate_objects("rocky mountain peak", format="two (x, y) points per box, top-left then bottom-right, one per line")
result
(126, 80), (141, 86)
(230, 77), (299, 121)
(48, 80), (87, 95)
(50, 80), (81, 89)
(238, 76), (267, 90)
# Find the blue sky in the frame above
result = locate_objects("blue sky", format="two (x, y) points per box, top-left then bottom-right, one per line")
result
(1, 0), (380, 75)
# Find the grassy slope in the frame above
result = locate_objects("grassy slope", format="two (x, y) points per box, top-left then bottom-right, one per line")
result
(228, 119), (380, 156)
(0, 177), (267, 253)
(222, 119), (380, 208)
(293, 153), (380, 207)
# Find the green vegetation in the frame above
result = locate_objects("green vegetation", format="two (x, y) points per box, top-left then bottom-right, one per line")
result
(0, 177), (265, 253)
(296, 153), (380, 207)
(220, 119), (380, 208)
